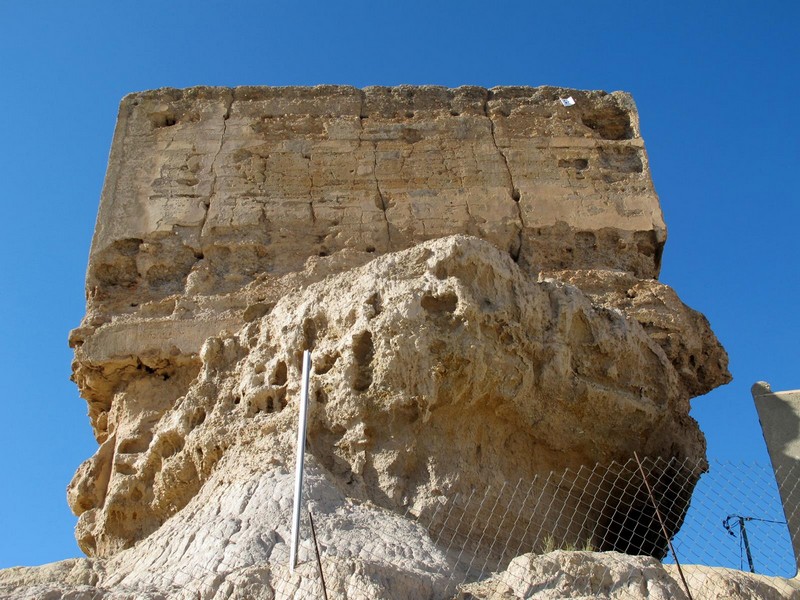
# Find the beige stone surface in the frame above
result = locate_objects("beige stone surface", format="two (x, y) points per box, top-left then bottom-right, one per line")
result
(547, 269), (731, 397)
(79, 86), (666, 391)
(67, 235), (721, 559)
(1, 86), (736, 598)
(88, 86), (662, 304)
(455, 551), (800, 599)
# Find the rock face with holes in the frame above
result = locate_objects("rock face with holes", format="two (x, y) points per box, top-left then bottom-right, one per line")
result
(2, 86), (737, 599)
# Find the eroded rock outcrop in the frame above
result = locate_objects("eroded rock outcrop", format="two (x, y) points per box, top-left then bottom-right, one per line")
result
(1, 86), (741, 599)
(456, 551), (800, 599)
(70, 236), (714, 559)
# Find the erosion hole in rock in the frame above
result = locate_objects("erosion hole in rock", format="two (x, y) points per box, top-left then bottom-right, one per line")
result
(118, 434), (153, 455)
(156, 432), (185, 459)
(366, 292), (382, 316)
(581, 110), (633, 140)
(511, 189), (521, 202)
(634, 230), (660, 258)
(421, 292), (458, 314)
(599, 146), (643, 173)
(303, 318), (318, 350)
(509, 240), (522, 263)
(351, 331), (374, 391)
(575, 231), (597, 249)
(275, 388), (287, 411)
(597, 461), (697, 559)
(189, 408), (206, 429)
(599, 495), (666, 558)
(315, 353), (339, 375)
(558, 158), (589, 171)
(114, 462), (136, 476)
(248, 396), (272, 416)
(402, 127), (422, 143)
(91, 238), (142, 287)
(244, 302), (272, 322)
(316, 389), (328, 405)
(270, 361), (287, 386)
(151, 113), (178, 128)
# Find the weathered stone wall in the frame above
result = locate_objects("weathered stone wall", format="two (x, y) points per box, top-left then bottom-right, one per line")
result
(87, 85), (662, 305)
(71, 86), (674, 449)
(1, 86), (737, 599)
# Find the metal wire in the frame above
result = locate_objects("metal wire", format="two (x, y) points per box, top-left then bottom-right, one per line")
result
(18, 457), (798, 599)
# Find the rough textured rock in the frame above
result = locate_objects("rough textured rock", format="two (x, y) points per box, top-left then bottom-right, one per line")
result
(545, 269), (730, 398)
(2, 86), (739, 598)
(455, 551), (800, 599)
(86, 85), (663, 308)
(72, 85), (670, 444)
(70, 237), (711, 560)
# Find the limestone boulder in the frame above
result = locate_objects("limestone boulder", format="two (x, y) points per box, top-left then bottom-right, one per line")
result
(68, 236), (709, 561)
(455, 551), (800, 599)
(546, 269), (731, 397)
(0, 85), (736, 599)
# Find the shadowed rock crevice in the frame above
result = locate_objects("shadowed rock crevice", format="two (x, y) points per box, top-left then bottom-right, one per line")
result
(351, 330), (374, 392)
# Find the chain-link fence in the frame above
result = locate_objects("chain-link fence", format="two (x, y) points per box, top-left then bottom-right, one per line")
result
(19, 457), (797, 599)
(285, 456), (800, 599)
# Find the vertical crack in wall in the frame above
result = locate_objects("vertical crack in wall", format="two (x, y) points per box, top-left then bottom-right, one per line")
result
(305, 149), (315, 225)
(359, 92), (392, 251)
(372, 142), (392, 249)
(199, 89), (234, 242)
(464, 198), (477, 234)
(484, 96), (524, 263)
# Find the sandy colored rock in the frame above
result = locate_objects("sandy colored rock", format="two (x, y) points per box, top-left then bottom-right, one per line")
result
(545, 269), (731, 397)
(87, 85), (662, 309)
(1, 86), (736, 599)
(74, 86), (669, 429)
(67, 237), (710, 559)
(455, 551), (800, 599)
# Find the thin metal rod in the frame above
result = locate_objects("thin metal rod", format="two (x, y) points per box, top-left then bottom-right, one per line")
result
(289, 350), (312, 573)
(308, 509), (329, 600)
(739, 516), (756, 573)
(633, 452), (694, 600)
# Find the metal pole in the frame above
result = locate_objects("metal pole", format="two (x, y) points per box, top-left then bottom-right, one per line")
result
(633, 452), (694, 600)
(308, 509), (329, 600)
(739, 516), (756, 573)
(289, 350), (312, 573)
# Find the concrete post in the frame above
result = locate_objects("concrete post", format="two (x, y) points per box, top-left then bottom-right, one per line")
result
(752, 381), (800, 576)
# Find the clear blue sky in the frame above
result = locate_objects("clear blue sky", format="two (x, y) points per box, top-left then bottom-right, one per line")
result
(0, 1), (797, 569)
